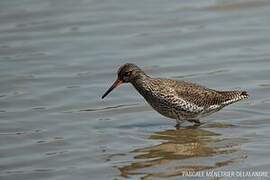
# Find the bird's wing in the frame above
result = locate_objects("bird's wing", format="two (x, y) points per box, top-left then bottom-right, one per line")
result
(148, 79), (204, 113)
(172, 80), (248, 108)
(148, 78), (248, 113)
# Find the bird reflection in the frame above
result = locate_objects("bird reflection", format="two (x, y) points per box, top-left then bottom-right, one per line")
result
(117, 125), (247, 179)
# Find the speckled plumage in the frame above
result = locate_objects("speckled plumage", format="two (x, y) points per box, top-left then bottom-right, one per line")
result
(102, 63), (248, 126)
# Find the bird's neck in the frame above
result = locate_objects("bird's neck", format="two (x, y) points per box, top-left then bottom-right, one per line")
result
(130, 72), (152, 97)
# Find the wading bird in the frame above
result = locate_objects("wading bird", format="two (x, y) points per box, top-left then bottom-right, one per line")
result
(102, 63), (248, 127)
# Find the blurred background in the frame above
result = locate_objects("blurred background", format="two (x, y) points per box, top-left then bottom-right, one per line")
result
(0, 0), (270, 179)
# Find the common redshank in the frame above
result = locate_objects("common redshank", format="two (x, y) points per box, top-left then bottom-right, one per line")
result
(102, 63), (248, 127)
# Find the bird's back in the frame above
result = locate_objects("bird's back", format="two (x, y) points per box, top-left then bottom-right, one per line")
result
(171, 79), (248, 108)
(135, 77), (248, 120)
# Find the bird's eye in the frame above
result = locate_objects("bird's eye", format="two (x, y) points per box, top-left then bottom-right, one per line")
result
(124, 71), (130, 77)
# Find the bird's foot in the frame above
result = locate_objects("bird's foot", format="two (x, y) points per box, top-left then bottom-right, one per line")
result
(188, 119), (200, 123)
(188, 119), (203, 126)
(175, 120), (184, 129)
(193, 122), (202, 127)
(175, 123), (180, 130)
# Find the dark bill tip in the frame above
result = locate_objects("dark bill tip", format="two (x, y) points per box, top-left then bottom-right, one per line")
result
(101, 79), (122, 99)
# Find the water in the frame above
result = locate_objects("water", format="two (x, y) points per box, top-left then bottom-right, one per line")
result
(0, 0), (270, 179)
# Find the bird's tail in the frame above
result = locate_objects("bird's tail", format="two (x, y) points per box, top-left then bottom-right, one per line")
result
(219, 90), (249, 106)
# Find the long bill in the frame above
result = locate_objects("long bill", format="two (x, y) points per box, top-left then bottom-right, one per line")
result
(101, 79), (122, 99)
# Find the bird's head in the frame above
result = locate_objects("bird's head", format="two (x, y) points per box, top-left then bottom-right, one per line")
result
(101, 63), (142, 99)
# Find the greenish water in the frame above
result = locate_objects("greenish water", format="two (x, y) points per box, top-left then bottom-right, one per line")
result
(0, 0), (270, 179)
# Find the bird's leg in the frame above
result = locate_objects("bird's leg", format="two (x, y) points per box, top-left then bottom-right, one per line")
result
(175, 122), (181, 129)
(175, 118), (183, 129)
(188, 119), (202, 126)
